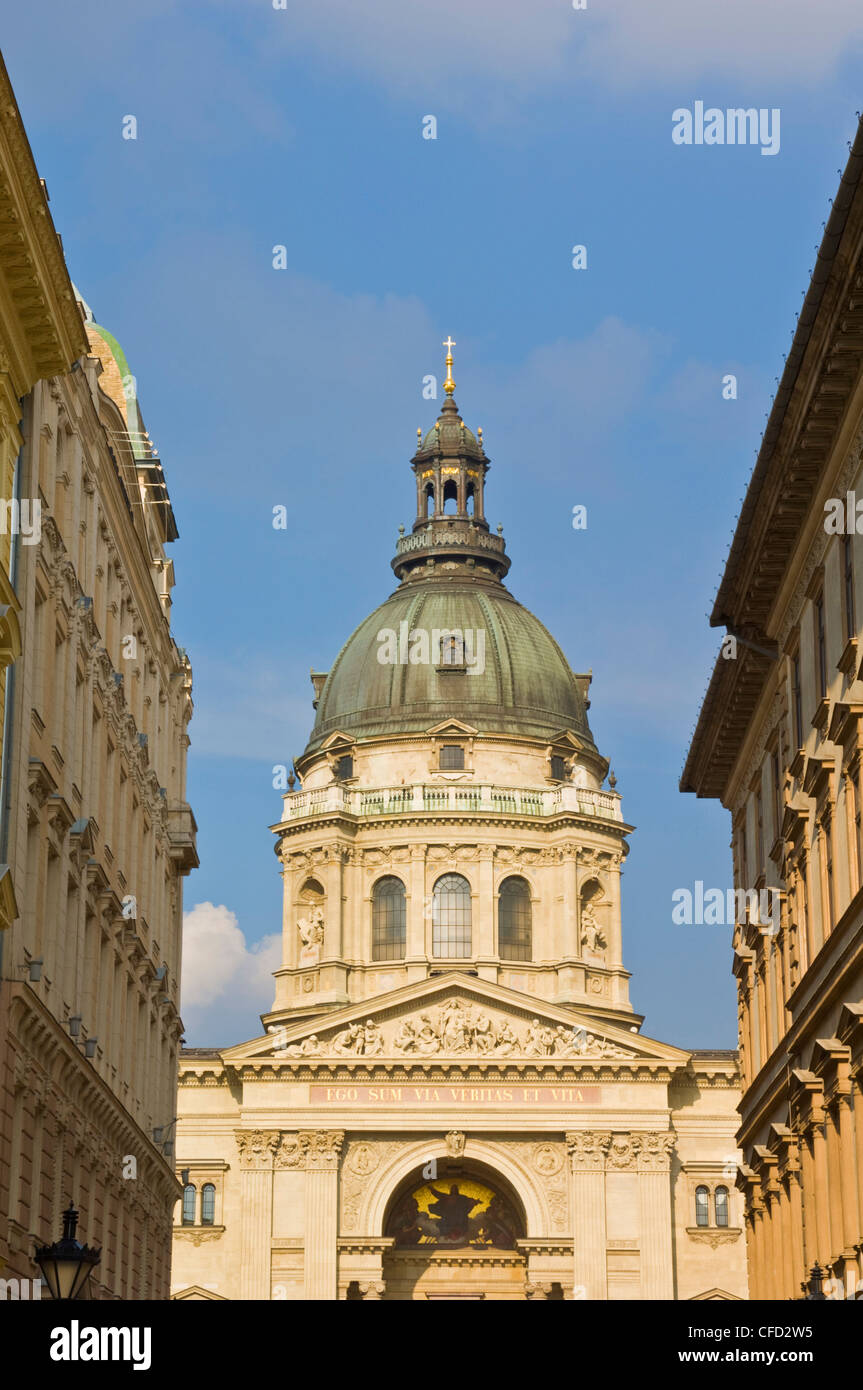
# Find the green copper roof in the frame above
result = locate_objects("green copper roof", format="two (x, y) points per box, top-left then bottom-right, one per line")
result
(304, 580), (593, 753)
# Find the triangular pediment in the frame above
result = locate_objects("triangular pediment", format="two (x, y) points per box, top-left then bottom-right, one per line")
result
(426, 718), (478, 736)
(225, 973), (689, 1067)
(319, 730), (355, 751)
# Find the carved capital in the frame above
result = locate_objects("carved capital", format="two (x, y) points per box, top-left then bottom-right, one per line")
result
(566, 1131), (612, 1173)
(636, 1132), (676, 1172)
(298, 1130), (344, 1171)
(236, 1129), (281, 1170)
(359, 1280), (386, 1300)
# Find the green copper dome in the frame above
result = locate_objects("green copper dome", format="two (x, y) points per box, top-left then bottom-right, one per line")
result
(304, 579), (593, 753)
(301, 374), (595, 760)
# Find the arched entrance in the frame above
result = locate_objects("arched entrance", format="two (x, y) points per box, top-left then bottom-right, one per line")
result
(378, 1158), (537, 1300)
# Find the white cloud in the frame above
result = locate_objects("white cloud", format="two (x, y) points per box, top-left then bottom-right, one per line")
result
(181, 901), (280, 1044)
(271, 0), (863, 98)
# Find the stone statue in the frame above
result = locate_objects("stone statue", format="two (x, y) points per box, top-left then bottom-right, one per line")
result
(332, 1022), (363, 1055)
(439, 999), (469, 1052)
(579, 902), (607, 955)
(472, 1011), (494, 1053)
(298, 905), (324, 965)
(493, 1021), (518, 1055)
(415, 1014), (441, 1054)
(363, 1019), (384, 1056)
(523, 1018), (547, 1057)
(393, 1019), (418, 1053)
(283, 1033), (320, 1058)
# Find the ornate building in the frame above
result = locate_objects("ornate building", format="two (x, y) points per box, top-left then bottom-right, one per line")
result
(174, 347), (746, 1301)
(682, 121), (863, 1299)
(0, 54), (197, 1298)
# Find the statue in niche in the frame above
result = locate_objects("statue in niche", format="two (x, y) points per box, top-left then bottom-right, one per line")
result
(298, 905), (324, 965)
(579, 900), (607, 956)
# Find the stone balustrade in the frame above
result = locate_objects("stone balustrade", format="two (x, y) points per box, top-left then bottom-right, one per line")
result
(279, 782), (622, 823)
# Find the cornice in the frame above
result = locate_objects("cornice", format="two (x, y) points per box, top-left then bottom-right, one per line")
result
(0, 56), (88, 382)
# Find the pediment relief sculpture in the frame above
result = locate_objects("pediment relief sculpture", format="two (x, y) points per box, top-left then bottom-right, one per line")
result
(268, 997), (636, 1060)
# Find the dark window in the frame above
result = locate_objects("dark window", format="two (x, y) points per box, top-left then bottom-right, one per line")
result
(550, 755), (567, 781)
(755, 790), (764, 871)
(372, 876), (406, 961)
(714, 1186), (729, 1228)
(825, 815), (834, 931)
(844, 535), (856, 642)
(201, 1184), (216, 1225)
(432, 873), (472, 957)
(182, 1184), (196, 1226)
(335, 754), (353, 781)
(792, 652), (803, 748)
(440, 744), (464, 770)
(695, 1186), (710, 1228)
(772, 749), (782, 840)
(498, 876), (532, 961)
(815, 595), (827, 700)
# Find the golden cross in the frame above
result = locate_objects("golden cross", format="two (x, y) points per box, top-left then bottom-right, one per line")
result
(442, 335), (456, 395)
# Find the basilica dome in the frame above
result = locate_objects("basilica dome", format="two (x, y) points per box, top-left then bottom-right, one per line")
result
(305, 578), (593, 752)
(301, 366), (596, 761)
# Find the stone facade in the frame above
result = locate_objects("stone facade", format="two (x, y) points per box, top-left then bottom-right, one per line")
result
(0, 57), (197, 1298)
(173, 358), (746, 1301)
(682, 118), (863, 1299)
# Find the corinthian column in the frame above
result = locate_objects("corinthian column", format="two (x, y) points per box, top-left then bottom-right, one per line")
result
(637, 1132), (676, 1300)
(236, 1130), (281, 1300)
(301, 1131), (344, 1300)
(567, 1131), (611, 1299)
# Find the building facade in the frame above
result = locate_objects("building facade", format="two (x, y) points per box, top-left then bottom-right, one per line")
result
(0, 56), (198, 1298)
(0, 53), (86, 931)
(174, 353), (747, 1301)
(682, 121), (863, 1300)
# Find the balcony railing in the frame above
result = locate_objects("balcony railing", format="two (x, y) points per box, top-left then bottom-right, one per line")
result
(279, 783), (622, 823)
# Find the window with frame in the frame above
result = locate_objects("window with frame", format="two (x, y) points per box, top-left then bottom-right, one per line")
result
(335, 754), (354, 781)
(815, 594), (827, 700)
(695, 1186), (710, 1227)
(372, 876), (406, 961)
(771, 748), (782, 841)
(550, 755), (567, 781)
(182, 1184), (196, 1225)
(792, 650), (803, 749)
(432, 873), (472, 957)
(201, 1183), (216, 1225)
(844, 534), (856, 643)
(439, 744), (464, 770)
(714, 1186), (729, 1228)
(498, 876), (532, 961)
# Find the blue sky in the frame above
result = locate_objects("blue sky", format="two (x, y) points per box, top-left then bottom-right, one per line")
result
(5, 1), (863, 1046)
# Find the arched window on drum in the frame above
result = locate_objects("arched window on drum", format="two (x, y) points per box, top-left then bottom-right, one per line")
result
(432, 874), (472, 957)
(498, 876), (532, 961)
(372, 876), (406, 961)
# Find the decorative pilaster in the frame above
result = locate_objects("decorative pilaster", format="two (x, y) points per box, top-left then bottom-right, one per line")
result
(408, 845), (426, 957)
(637, 1132), (676, 1300)
(236, 1130), (280, 1300)
(301, 1130), (344, 1301)
(566, 1131), (611, 1299)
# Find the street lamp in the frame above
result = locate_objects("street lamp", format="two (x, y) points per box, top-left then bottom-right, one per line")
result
(34, 1204), (101, 1300)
